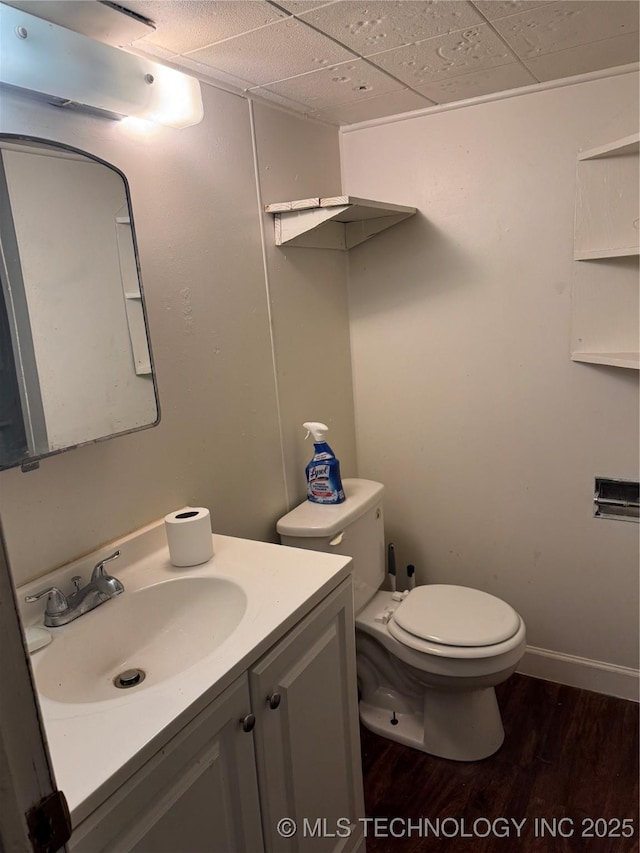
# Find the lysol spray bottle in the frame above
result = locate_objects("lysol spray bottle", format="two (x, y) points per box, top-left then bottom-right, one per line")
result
(303, 422), (345, 504)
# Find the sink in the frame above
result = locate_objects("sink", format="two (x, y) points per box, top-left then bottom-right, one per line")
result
(32, 577), (247, 704)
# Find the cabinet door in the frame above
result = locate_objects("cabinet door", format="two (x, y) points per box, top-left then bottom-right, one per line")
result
(70, 675), (263, 853)
(250, 580), (365, 853)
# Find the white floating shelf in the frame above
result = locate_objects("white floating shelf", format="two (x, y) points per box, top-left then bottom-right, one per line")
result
(571, 132), (639, 371)
(577, 134), (639, 161)
(264, 196), (417, 250)
(574, 135), (640, 260)
(574, 246), (639, 261)
(571, 352), (640, 370)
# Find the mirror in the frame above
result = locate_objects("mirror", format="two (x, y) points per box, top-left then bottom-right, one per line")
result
(0, 136), (159, 471)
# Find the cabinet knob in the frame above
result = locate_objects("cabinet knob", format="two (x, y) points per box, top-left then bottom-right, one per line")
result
(240, 713), (256, 733)
(267, 692), (281, 710)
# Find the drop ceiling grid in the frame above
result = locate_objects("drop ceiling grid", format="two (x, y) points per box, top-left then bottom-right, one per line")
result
(60, 0), (636, 124)
(184, 16), (361, 86)
(264, 1), (638, 102)
(182, 0), (544, 111)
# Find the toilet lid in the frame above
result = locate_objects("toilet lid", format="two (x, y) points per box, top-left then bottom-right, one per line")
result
(392, 585), (520, 647)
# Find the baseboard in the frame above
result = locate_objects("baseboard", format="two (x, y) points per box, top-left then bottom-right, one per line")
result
(518, 646), (639, 702)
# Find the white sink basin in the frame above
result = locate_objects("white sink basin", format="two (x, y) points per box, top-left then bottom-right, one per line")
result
(34, 577), (247, 704)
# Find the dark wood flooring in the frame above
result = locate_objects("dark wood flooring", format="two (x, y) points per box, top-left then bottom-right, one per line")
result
(360, 675), (639, 853)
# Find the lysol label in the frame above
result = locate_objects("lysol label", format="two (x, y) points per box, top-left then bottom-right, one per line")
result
(308, 464), (345, 503)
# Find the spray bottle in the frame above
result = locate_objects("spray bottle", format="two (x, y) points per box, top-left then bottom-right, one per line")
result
(303, 422), (345, 504)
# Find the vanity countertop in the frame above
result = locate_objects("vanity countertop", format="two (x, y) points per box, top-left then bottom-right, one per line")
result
(18, 519), (352, 826)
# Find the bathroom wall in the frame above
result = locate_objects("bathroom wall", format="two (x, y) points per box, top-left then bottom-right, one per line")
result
(251, 102), (357, 508)
(341, 71), (640, 683)
(0, 81), (355, 587)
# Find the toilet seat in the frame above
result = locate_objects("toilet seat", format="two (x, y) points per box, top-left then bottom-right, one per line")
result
(387, 616), (525, 659)
(392, 585), (520, 647)
(357, 590), (527, 674)
(384, 585), (524, 660)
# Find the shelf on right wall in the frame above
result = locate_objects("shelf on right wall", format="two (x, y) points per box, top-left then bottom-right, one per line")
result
(571, 133), (639, 370)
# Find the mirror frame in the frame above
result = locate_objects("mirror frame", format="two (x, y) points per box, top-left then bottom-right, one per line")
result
(0, 134), (161, 472)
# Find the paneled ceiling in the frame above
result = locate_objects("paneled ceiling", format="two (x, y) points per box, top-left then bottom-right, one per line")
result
(5, 1), (640, 125)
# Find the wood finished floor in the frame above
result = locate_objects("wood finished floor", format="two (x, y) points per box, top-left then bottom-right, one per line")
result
(360, 675), (639, 853)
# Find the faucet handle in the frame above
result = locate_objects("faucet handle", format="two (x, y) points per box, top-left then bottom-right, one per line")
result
(91, 550), (121, 581)
(25, 586), (68, 615)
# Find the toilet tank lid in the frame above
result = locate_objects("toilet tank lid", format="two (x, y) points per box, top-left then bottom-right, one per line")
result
(277, 479), (384, 538)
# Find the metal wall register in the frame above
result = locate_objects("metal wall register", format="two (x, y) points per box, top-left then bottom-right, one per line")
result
(594, 478), (640, 522)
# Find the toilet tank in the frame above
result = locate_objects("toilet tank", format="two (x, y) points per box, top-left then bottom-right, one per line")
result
(277, 478), (385, 613)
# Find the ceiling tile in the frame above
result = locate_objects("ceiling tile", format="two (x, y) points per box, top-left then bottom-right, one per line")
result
(415, 61), (538, 102)
(274, 1), (339, 12)
(255, 59), (406, 110)
(368, 23), (517, 86)
(525, 31), (640, 81)
(169, 55), (258, 91)
(491, 1), (640, 60)
(123, 1), (290, 54)
(184, 17), (357, 85)
(310, 87), (434, 124)
(296, 1), (484, 57)
(470, 1), (553, 21)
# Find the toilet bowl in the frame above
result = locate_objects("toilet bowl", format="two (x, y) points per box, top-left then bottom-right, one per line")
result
(356, 588), (526, 760)
(277, 479), (526, 761)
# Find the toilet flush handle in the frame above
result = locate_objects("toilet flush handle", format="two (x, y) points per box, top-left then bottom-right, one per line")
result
(329, 532), (344, 547)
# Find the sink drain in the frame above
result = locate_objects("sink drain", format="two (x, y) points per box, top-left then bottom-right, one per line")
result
(113, 668), (146, 689)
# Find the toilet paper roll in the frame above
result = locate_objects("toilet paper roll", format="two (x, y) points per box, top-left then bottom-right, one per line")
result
(165, 507), (214, 567)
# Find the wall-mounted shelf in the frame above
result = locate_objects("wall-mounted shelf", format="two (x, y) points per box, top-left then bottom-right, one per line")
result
(574, 134), (639, 260)
(571, 351), (640, 370)
(264, 196), (416, 250)
(577, 134), (639, 160)
(574, 246), (638, 261)
(571, 134), (639, 371)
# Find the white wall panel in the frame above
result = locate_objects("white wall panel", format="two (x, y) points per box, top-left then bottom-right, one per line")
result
(0, 83), (350, 586)
(342, 72), (640, 671)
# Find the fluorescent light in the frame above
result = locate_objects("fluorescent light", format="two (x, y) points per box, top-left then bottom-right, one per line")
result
(0, 3), (204, 128)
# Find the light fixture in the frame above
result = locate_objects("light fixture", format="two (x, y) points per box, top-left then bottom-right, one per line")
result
(0, 3), (204, 128)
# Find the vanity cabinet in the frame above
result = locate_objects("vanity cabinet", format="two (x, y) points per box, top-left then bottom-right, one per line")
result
(69, 675), (264, 853)
(69, 580), (364, 853)
(251, 581), (364, 853)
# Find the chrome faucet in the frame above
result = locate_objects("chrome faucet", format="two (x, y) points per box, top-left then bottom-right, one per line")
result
(25, 551), (124, 627)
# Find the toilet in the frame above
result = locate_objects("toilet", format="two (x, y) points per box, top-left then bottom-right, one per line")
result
(277, 478), (526, 761)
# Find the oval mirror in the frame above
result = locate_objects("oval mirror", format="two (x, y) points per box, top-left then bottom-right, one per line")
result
(0, 136), (159, 471)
